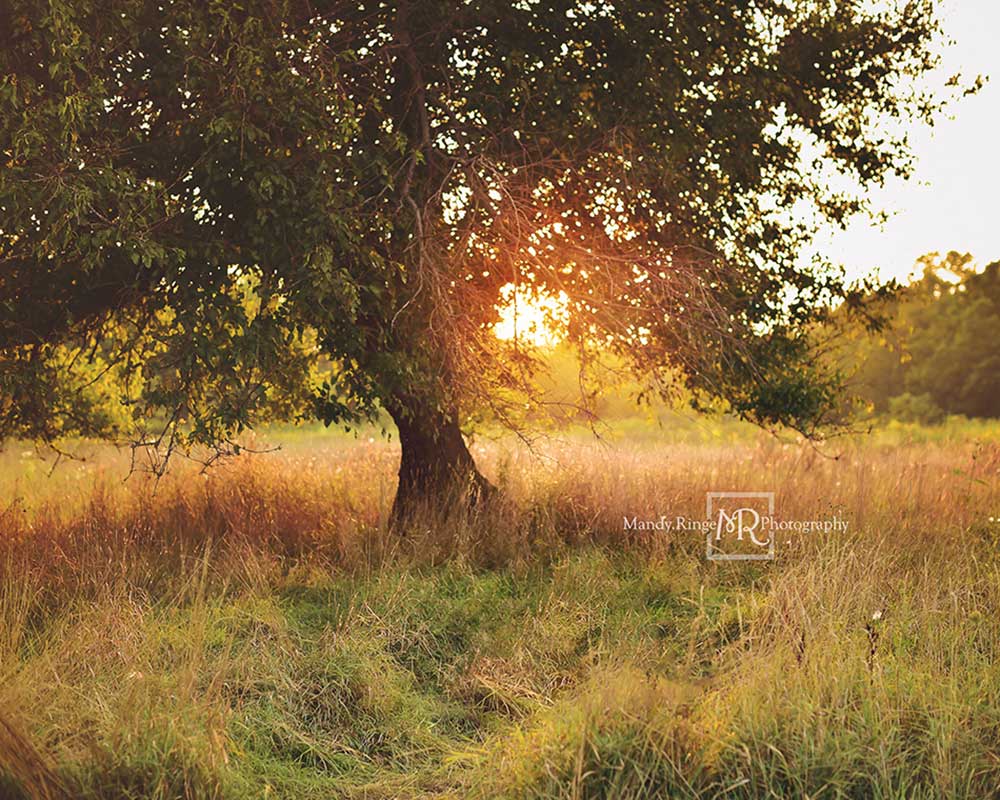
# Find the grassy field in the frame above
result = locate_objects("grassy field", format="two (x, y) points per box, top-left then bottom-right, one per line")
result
(1, 417), (999, 799)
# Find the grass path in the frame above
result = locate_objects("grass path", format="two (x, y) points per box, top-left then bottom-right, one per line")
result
(2, 427), (999, 797)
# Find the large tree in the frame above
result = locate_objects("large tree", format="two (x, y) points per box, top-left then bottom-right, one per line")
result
(0, 0), (953, 519)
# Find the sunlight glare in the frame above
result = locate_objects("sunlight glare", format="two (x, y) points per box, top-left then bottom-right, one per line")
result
(493, 283), (569, 348)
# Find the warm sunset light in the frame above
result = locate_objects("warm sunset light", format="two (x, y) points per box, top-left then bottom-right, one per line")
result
(4, 1), (999, 796)
(493, 283), (570, 348)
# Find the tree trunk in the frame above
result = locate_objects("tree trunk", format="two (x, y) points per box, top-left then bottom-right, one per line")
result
(385, 393), (496, 527)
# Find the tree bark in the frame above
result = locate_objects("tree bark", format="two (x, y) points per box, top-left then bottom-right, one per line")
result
(385, 393), (496, 527)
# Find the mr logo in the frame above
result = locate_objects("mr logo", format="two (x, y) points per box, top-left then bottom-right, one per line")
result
(705, 492), (775, 561)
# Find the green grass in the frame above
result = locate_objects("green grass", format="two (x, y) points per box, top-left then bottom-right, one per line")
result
(2, 550), (719, 799)
(1, 417), (999, 798)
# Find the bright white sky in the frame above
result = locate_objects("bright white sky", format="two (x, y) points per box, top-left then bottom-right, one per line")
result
(821, 0), (1000, 283)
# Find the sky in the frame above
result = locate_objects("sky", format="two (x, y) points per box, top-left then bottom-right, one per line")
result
(821, 0), (1000, 283)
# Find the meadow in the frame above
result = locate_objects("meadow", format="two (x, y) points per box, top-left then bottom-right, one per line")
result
(1, 415), (999, 799)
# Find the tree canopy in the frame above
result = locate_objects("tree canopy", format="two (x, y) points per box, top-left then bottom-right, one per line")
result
(0, 0), (957, 513)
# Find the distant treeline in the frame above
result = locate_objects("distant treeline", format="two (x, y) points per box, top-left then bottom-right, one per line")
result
(477, 252), (1000, 431)
(842, 252), (1000, 423)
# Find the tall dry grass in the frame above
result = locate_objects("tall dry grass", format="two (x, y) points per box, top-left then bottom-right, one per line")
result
(0, 428), (997, 797)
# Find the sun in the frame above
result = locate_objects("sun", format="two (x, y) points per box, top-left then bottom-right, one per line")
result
(493, 283), (569, 348)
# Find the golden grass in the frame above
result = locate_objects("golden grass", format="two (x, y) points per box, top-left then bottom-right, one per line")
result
(0, 424), (997, 797)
